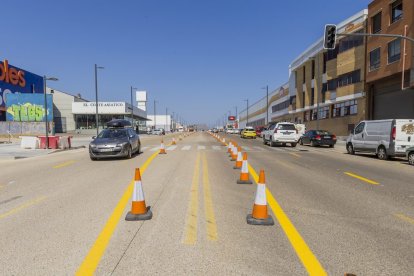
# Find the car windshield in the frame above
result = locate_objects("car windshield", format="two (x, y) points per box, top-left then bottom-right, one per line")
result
(98, 129), (128, 139)
(278, 124), (296, 130)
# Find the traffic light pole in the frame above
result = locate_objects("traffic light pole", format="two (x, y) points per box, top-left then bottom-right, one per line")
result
(337, 32), (414, 43)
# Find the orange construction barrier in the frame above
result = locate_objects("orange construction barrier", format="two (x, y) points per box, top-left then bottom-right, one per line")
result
(237, 152), (252, 184)
(246, 170), (274, 225)
(125, 168), (153, 221)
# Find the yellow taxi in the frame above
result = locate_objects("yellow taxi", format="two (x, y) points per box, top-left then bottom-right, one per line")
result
(241, 127), (257, 139)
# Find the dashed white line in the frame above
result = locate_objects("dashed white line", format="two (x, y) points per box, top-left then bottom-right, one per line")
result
(197, 145), (206, 150)
(167, 145), (177, 151)
(182, 145), (191, 151)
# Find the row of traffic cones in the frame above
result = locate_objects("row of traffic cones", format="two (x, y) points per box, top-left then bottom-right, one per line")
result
(208, 131), (274, 226)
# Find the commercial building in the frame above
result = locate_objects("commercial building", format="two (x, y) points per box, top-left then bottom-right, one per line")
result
(146, 115), (175, 132)
(366, 0), (414, 119)
(239, 10), (369, 136)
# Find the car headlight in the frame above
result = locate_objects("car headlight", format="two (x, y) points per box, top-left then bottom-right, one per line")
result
(90, 143), (97, 148)
(116, 142), (128, 147)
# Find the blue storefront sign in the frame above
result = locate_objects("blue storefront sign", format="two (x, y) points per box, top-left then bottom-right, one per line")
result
(5, 93), (53, 122)
(0, 59), (44, 119)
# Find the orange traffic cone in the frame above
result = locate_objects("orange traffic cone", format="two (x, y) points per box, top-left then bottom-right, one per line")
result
(125, 168), (153, 221)
(222, 138), (226, 145)
(233, 149), (243, 169)
(230, 144), (238, 161)
(227, 142), (232, 154)
(159, 139), (167, 154)
(237, 152), (252, 184)
(247, 170), (274, 225)
(172, 138), (177, 145)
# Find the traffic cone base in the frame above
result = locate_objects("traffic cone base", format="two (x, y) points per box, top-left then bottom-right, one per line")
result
(237, 179), (253, 184)
(246, 213), (274, 226)
(126, 206), (153, 221)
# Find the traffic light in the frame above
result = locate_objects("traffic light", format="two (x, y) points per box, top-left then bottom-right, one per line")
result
(323, 24), (337, 50)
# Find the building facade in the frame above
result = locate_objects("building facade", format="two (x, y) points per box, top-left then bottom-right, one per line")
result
(366, 0), (414, 120)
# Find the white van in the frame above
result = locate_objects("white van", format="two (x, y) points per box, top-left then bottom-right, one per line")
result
(346, 119), (414, 160)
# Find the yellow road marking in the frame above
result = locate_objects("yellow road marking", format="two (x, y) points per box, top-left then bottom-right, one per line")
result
(183, 153), (201, 245)
(395, 214), (414, 225)
(344, 172), (379, 185)
(248, 164), (327, 276)
(202, 152), (218, 241)
(0, 196), (47, 219)
(289, 152), (301, 158)
(53, 160), (75, 169)
(76, 150), (159, 276)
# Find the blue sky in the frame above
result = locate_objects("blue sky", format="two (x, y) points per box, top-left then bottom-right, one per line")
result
(2, 0), (371, 125)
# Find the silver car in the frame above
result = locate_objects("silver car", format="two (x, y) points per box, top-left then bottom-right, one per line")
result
(89, 122), (141, 160)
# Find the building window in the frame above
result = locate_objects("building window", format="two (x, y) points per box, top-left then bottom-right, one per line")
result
(332, 100), (358, 118)
(302, 92), (305, 108)
(310, 109), (318, 121)
(271, 99), (290, 113)
(327, 79), (336, 91)
(311, 88), (315, 106)
(372, 12), (382, 33)
(294, 71), (297, 88)
(388, 38), (401, 63)
(290, 96), (296, 110)
(369, 48), (381, 71)
(311, 60), (315, 79)
(303, 66), (306, 84)
(326, 47), (338, 61)
(303, 111), (310, 122)
(391, 0), (403, 23)
(338, 30), (363, 53)
(323, 52), (327, 73)
(329, 70), (361, 89)
(318, 106), (330, 119)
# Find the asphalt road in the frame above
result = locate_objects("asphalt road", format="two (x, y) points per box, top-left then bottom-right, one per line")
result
(0, 132), (413, 275)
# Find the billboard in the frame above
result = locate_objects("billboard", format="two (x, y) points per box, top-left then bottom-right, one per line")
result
(0, 59), (44, 111)
(5, 93), (53, 122)
(228, 116), (236, 121)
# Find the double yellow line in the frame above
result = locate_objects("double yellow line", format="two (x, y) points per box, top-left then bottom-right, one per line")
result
(183, 152), (218, 245)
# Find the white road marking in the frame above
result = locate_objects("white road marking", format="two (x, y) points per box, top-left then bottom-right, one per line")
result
(167, 146), (177, 151)
(242, 146), (251, 151)
(253, 146), (265, 151)
(140, 146), (149, 151)
(212, 146), (222, 150)
(150, 146), (161, 151)
(197, 145), (206, 150)
(182, 145), (191, 151)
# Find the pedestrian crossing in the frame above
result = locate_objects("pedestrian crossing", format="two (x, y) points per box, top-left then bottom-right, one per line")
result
(141, 144), (344, 154)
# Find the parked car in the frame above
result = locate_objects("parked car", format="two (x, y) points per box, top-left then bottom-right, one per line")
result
(255, 126), (266, 137)
(406, 146), (414, 165)
(263, 122), (298, 147)
(151, 129), (164, 135)
(89, 119), (141, 160)
(226, 128), (234, 134)
(241, 127), (257, 139)
(299, 130), (337, 147)
(346, 119), (414, 160)
(233, 129), (241, 134)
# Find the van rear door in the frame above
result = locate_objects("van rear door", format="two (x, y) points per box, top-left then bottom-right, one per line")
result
(395, 120), (414, 154)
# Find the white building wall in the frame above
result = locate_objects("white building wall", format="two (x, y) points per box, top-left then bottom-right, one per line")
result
(147, 115), (172, 132)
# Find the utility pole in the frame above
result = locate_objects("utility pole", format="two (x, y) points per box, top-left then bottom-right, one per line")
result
(153, 100), (157, 130)
(165, 107), (168, 131)
(244, 99), (249, 127)
(130, 86), (137, 128)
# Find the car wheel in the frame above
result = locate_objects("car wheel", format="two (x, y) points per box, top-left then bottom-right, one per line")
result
(299, 138), (303, 145)
(291, 143), (297, 147)
(90, 155), (97, 161)
(270, 139), (276, 147)
(408, 152), (414, 165)
(346, 143), (355, 155)
(126, 146), (132, 159)
(263, 138), (267, 145)
(137, 144), (141, 154)
(329, 145), (334, 148)
(377, 146), (388, 160)
(310, 141), (316, 147)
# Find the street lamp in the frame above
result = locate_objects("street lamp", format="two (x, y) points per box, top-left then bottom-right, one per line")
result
(244, 99), (249, 126)
(262, 85), (269, 125)
(130, 86), (138, 128)
(43, 76), (58, 149)
(94, 64), (104, 137)
(153, 100), (158, 130)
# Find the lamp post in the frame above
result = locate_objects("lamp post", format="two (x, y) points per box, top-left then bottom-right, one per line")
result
(130, 86), (138, 127)
(153, 100), (158, 130)
(43, 76), (58, 149)
(262, 85), (269, 125)
(165, 107), (168, 131)
(94, 64), (104, 137)
(244, 99), (249, 127)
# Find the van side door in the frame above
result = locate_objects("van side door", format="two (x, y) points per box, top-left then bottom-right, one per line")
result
(353, 122), (365, 151)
